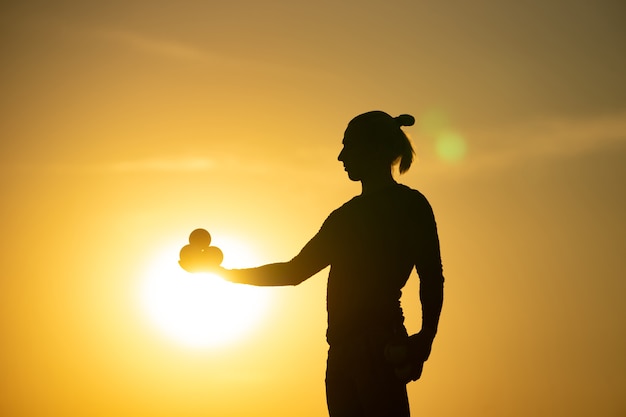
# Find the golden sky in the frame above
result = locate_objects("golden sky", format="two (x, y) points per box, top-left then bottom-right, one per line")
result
(1, 1), (625, 416)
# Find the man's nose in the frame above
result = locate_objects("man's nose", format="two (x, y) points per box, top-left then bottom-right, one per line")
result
(338, 147), (345, 161)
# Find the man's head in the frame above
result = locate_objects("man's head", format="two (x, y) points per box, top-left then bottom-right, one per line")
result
(338, 111), (415, 181)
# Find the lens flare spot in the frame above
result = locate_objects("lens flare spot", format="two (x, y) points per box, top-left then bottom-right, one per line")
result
(435, 130), (467, 163)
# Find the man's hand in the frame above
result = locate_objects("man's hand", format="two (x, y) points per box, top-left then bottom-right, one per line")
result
(179, 258), (207, 273)
(408, 329), (436, 363)
(384, 329), (437, 383)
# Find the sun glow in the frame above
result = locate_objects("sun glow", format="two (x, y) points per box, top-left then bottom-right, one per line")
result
(139, 238), (271, 348)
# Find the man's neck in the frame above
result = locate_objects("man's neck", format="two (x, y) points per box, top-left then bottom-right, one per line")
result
(360, 174), (397, 195)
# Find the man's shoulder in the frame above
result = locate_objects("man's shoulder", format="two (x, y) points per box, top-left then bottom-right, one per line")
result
(395, 183), (430, 206)
(326, 195), (361, 220)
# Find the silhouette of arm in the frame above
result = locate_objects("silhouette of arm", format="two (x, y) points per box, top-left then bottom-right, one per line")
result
(413, 199), (445, 354)
(419, 272), (444, 337)
(220, 228), (331, 287)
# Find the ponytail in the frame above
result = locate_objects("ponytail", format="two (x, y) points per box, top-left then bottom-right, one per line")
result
(393, 114), (415, 174)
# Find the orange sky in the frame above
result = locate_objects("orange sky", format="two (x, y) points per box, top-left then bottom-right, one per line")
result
(1, 1), (625, 416)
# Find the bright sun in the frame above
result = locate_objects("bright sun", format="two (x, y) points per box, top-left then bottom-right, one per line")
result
(139, 236), (271, 348)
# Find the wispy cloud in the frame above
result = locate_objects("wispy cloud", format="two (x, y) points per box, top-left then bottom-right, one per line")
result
(419, 110), (626, 177)
(102, 153), (283, 175)
(95, 27), (336, 80)
(98, 29), (217, 63)
(108, 157), (215, 173)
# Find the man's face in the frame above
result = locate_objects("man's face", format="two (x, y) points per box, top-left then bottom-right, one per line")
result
(337, 126), (385, 181)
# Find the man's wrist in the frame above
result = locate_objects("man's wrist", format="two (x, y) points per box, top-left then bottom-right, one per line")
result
(420, 326), (437, 339)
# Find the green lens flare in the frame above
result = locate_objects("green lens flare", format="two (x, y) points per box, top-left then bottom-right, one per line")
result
(435, 130), (467, 163)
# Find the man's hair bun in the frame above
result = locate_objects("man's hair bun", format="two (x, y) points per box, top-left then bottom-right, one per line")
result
(394, 114), (415, 127)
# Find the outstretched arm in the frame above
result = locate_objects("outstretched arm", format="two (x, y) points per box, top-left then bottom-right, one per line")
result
(218, 260), (315, 286)
(218, 229), (331, 287)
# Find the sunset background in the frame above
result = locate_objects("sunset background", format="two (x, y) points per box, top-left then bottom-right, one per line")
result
(2, 1), (625, 416)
